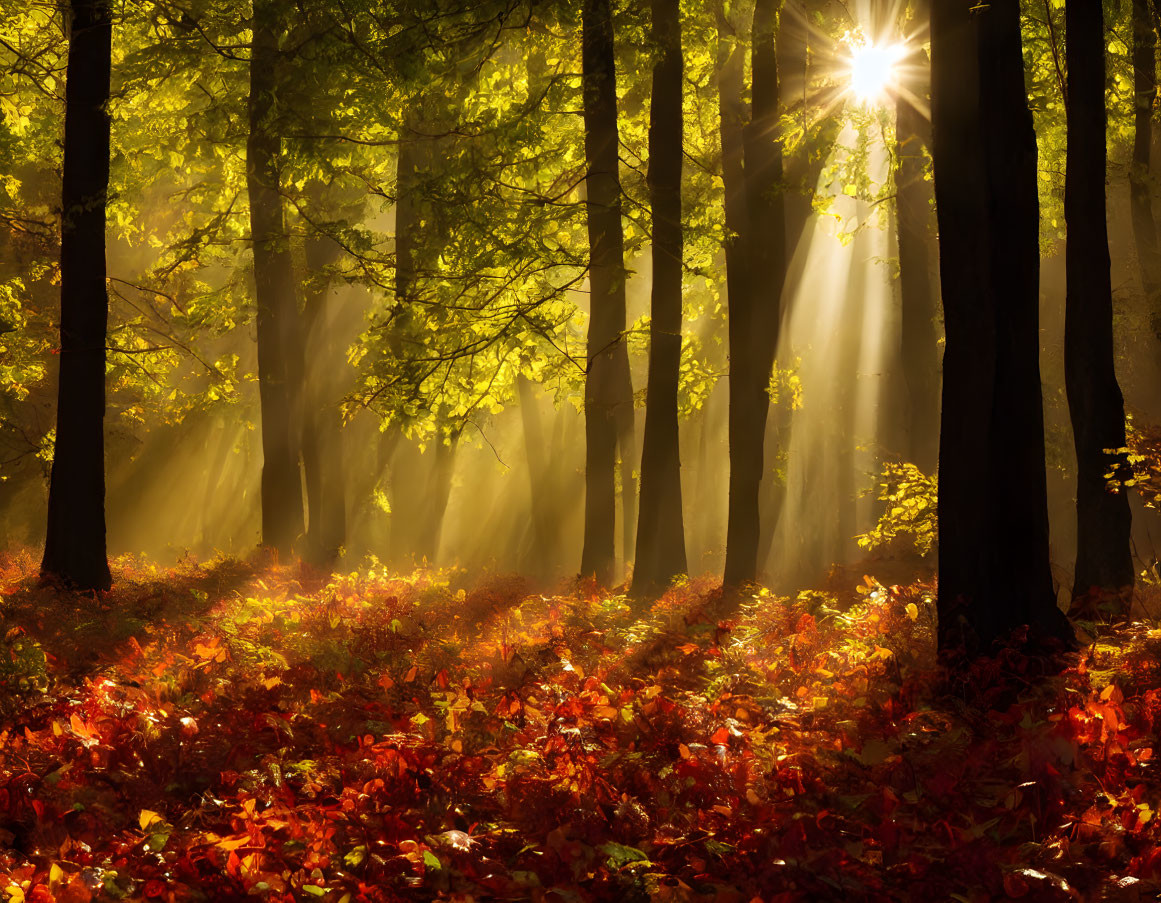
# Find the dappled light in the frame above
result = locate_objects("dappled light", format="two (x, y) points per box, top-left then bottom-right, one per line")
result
(0, 556), (1159, 900)
(3, 0), (1161, 899)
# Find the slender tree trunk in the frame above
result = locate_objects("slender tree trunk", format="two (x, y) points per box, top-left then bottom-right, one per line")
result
(580, 0), (631, 585)
(1064, 0), (1134, 609)
(724, 0), (785, 587)
(42, 0), (113, 590)
(777, 0), (813, 253)
(382, 108), (420, 567)
(301, 217), (346, 566)
(1132, 0), (1161, 339)
(634, 0), (687, 592)
(930, 0), (1071, 652)
(248, 0), (304, 556)
(755, 0), (809, 571)
(895, 37), (939, 473)
(518, 376), (556, 576)
(414, 434), (458, 564)
(615, 358), (636, 580)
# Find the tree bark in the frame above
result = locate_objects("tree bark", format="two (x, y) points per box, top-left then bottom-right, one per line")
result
(580, 0), (631, 585)
(518, 375), (556, 577)
(895, 34), (940, 474)
(248, 0), (304, 556)
(42, 0), (113, 591)
(1132, 0), (1161, 339)
(415, 434), (458, 565)
(301, 210), (347, 567)
(724, 0), (786, 587)
(1064, 0), (1134, 608)
(634, 0), (687, 592)
(930, 0), (1072, 652)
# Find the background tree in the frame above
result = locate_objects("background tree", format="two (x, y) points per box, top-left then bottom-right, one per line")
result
(42, 0), (114, 590)
(722, 0), (786, 588)
(1130, 0), (1161, 339)
(894, 1), (939, 475)
(634, 0), (687, 592)
(247, 0), (305, 555)
(1064, 0), (1134, 611)
(580, 0), (634, 585)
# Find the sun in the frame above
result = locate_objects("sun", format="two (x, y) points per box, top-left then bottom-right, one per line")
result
(847, 41), (906, 104)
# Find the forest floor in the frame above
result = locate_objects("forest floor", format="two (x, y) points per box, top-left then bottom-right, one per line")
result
(0, 552), (1158, 902)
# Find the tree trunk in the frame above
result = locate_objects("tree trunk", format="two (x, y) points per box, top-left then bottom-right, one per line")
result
(615, 356), (636, 581)
(518, 376), (557, 576)
(301, 212), (347, 567)
(1132, 0), (1161, 339)
(248, 0), (304, 556)
(42, 0), (113, 590)
(777, 0), (813, 252)
(580, 0), (631, 585)
(1064, 0), (1134, 609)
(634, 0), (687, 592)
(895, 35), (940, 474)
(414, 434), (458, 565)
(930, 0), (1072, 652)
(724, 0), (785, 587)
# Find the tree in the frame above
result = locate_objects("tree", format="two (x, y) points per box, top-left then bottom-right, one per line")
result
(580, 0), (634, 585)
(1130, 0), (1161, 339)
(633, 0), (687, 592)
(248, 0), (305, 555)
(300, 191), (348, 566)
(930, 0), (1072, 651)
(42, 0), (114, 591)
(894, 4), (939, 474)
(1064, 0), (1134, 610)
(722, 0), (786, 588)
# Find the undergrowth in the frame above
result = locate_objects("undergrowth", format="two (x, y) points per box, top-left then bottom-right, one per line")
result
(0, 551), (1156, 902)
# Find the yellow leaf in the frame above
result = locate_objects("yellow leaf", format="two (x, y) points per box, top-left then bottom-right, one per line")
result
(905, 603), (919, 621)
(139, 809), (164, 830)
(48, 864), (63, 886)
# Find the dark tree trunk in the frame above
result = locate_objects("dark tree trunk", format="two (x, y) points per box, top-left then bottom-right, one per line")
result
(580, 0), (631, 585)
(895, 28), (939, 473)
(777, 0), (814, 251)
(42, 0), (113, 590)
(301, 215), (346, 567)
(755, 0), (809, 573)
(248, 0), (304, 556)
(930, 0), (1072, 652)
(518, 376), (557, 576)
(724, 0), (785, 587)
(1132, 0), (1161, 338)
(1064, 0), (1134, 609)
(416, 435), (458, 565)
(634, 0), (687, 592)
(615, 358), (636, 579)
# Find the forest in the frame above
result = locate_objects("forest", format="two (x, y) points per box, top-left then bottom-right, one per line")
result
(2, 0), (1161, 899)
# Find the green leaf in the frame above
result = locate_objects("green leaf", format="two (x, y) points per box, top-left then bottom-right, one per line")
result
(599, 842), (651, 869)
